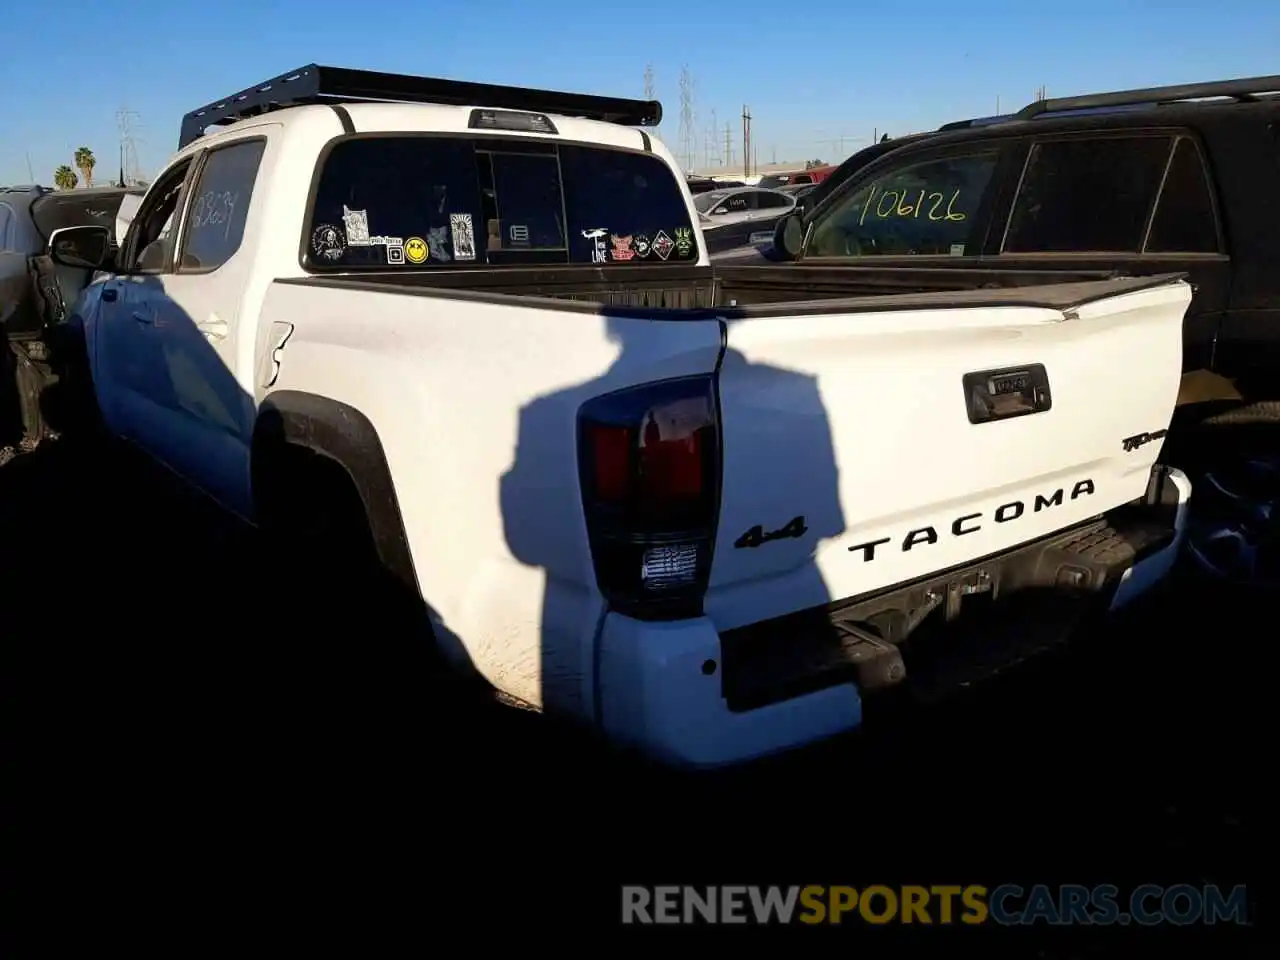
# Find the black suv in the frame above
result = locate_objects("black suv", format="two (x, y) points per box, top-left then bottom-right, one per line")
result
(764, 75), (1280, 402)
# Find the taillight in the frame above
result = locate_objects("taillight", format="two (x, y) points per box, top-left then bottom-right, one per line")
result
(577, 375), (721, 620)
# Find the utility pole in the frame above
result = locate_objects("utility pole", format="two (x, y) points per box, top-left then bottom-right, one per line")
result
(116, 107), (142, 186)
(741, 105), (752, 179)
(25, 151), (34, 182)
(677, 67), (697, 173)
(643, 64), (661, 142)
(724, 123), (734, 171)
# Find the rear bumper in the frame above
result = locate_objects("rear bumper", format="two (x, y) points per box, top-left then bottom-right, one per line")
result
(596, 466), (1191, 769)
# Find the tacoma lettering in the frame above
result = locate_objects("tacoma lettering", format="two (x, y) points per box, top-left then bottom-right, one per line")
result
(848, 479), (1095, 561)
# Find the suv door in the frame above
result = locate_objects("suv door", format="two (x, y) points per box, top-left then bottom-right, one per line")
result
(800, 141), (1012, 283)
(994, 132), (1229, 377)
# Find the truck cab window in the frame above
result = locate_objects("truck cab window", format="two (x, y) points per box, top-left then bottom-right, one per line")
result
(130, 161), (193, 274)
(1003, 136), (1172, 254)
(179, 139), (266, 272)
(806, 151), (998, 258)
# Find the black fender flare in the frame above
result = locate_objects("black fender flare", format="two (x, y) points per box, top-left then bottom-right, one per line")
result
(252, 389), (418, 593)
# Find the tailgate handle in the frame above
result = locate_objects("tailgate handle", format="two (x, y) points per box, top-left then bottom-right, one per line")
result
(962, 364), (1051, 425)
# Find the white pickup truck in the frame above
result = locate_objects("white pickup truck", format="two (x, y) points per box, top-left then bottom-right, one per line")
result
(46, 65), (1192, 767)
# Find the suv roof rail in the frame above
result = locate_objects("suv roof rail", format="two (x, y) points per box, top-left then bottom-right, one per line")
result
(1, 183), (42, 193)
(178, 63), (663, 148)
(1014, 74), (1280, 120)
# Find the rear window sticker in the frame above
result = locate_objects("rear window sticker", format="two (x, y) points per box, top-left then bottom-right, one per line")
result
(404, 237), (429, 264)
(343, 206), (371, 246)
(427, 225), (451, 262)
(450, 213), (476, 260)
(610, 234), (635, 261)
(651, 230), (674, 261)
(632, 234), (652, 258)
(311, 223), (346, 262)
(950, 243), (965, 256)
(582, 227), (609, 264)
(674, 227), (693, 257)
(385, 239), (405, 264)
(508, 223), (530, 246)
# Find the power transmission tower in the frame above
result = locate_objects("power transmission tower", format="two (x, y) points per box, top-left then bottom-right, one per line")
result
(724, 122), (734, 170)
(677, 66), (696, 173)
(643, 64), (662, 141)
(708, 108), (720, 168)
(116, 107), (143, 186)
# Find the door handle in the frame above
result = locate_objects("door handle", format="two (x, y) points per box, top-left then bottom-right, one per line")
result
(962, 364), (1052, 424)
(101, 287), (118, 303)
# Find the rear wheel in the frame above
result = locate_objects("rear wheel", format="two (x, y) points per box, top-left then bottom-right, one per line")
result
(253, 442), (436, 639)
(1166, 401), (1280, 590)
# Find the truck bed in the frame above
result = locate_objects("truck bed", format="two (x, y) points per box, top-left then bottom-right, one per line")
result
(279, 263), (1165, 318)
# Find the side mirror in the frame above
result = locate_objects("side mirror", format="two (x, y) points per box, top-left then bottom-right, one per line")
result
(773, 213), (805, 261)
(48, 225), (111, 270)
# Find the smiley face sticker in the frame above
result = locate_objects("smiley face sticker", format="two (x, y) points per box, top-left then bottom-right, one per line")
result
(404, 236), (429, 264)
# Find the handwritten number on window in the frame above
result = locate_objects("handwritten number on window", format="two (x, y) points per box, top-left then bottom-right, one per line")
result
(858, 183), (968, 226)
(189, 189), (240, 241)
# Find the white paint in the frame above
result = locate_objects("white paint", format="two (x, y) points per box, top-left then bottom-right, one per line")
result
(74, 100), (1193, 766)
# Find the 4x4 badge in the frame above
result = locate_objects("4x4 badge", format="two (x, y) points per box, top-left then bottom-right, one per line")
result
(651, 230), (674, 260)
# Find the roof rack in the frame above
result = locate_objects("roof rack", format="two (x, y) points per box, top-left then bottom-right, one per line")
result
(178, 63), (663, 148)
(1014, 74), (1280, 120)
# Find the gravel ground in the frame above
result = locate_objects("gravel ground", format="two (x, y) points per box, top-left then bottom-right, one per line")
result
(4, 436), (1259, 949)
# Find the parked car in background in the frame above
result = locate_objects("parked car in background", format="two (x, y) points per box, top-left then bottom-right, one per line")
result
(780, 182), (819, 201)
(0, 183), (145, 449)
(687, 175), (745, 194)
(695, 186), (796, 255)
(757, 170), (816, 190)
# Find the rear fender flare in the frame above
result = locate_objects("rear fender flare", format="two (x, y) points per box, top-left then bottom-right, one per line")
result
(252, 389), (418, 593)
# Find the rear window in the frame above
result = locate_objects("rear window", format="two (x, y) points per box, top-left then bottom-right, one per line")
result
(305, 136), (698, 268)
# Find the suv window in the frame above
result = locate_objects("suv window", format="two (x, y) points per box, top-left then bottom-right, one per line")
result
(0, 203), (13, 250)
(1003, 136), (1173, 254)
(756, 191), (793, 210)
(307, 137), (698, 268)
(807, 150), (999, 258)
(1144, 138), (1219, 254)
(180, 139), (266, 272)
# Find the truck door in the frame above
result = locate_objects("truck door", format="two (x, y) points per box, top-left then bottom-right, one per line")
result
(134, 137), (268, 518)
(91, 156), (198, 456)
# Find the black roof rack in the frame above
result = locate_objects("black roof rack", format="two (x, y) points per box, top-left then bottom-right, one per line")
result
(178, 63), (662, 148)
(1014, 74), (1280, 120)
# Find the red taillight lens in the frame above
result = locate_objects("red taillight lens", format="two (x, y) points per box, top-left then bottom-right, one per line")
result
(640, 429), (703, 501)
(588, 423), (633, 502)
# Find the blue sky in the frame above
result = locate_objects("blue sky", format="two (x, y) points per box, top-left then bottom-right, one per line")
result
(3, 0), (1277, 184)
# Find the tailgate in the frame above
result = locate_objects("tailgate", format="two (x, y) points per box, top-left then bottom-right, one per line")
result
(705, 276), (1190, 631)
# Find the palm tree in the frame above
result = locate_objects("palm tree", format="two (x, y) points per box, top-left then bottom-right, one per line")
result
(53, 165), (78, 190)
(74, 146), (96, 187)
